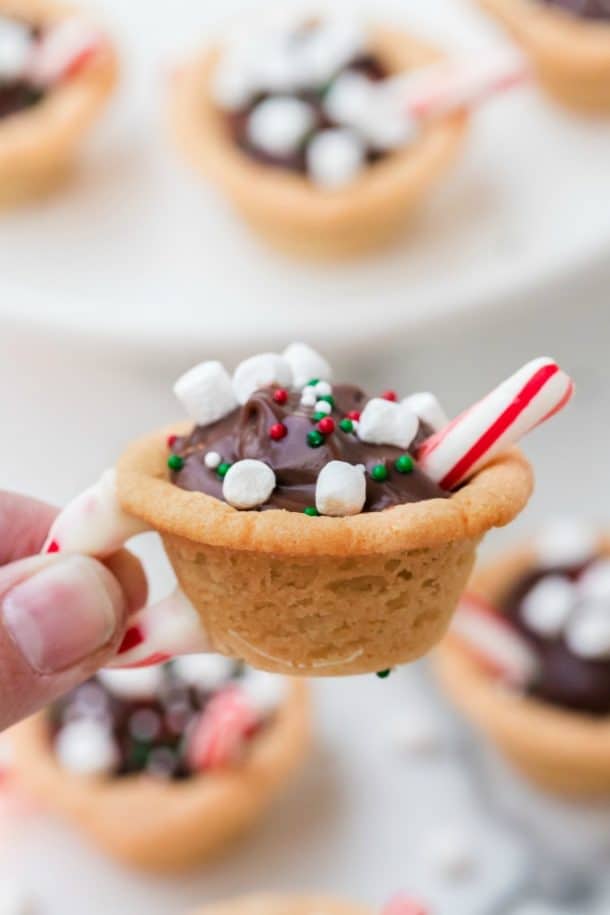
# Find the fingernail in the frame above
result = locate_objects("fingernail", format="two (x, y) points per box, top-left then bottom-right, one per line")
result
(2, 556), (123, 674)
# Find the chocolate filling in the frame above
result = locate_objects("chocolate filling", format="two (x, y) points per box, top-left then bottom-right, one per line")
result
(539, 0), (610, 21)
(170, 383), (447, 512)
(500, 561), (610, 716)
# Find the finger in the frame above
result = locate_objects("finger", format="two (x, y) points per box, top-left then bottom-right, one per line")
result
(0, 553), (127, 731)
(0, 491), (57, 564)
(104, 549), (148, 616)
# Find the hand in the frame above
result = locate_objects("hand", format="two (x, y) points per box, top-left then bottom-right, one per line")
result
(0, 490), (147, 731)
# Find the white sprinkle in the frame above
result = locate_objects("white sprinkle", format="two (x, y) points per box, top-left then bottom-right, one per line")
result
(565, 603), (610, 659)
(98, 667), (163, 700)
(314, 380), (332, 397)
(578, 559), (610, 602)
(521, 575), (576, 638)
(247, 96), (316, 158)
(283, 342), (333, 389)
(315, 460), (366, 517)
(204, 451), (222, 470)
(424, 825), (476, 880)
(240, 669), (287, 716)
(358, 398), (419, 450)
(402, 392), (448, 433)
(351, 420), (359, 433)
(314, 399), (332, 415)
(173, 654), (234, 691)
(306, 128), (366, 190)
(223, 459), (276, 509)
(535, 519), (598, 570)
(0, 18), (31, 82)
(55, 719), (118, 777)
(174, 360), (237, 426)
(300, 388), (318, 407)
(233, 353), (293, 404)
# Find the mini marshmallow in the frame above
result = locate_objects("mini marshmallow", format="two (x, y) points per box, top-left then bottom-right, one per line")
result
(97, 666), (163, 700)
(55, 719), (118, 776)
(283, 342), (333, 388)
(240, 669), (287, 716)
(299, 18), (367, 86)
(578, 559), (610, 602)
(315, 460), (366, 516)
(306, 128), (366, 190)
(534, 519), (598, 570)
(314, 399), (332, 415)
(0, 17), (31, 82)
(173, 654), (235, 691)
(204, 451), (222, 469)
(252, 43), (303, 93)
(358, 398), (419, 450)
(223, 459), (276, 509)
(521, 575), (576, 638)
(211, 49), (255, 110)
(233, 352), (293, 404)
(402, 392), (448, 432)
(565, 604), (610, 659)
(323, 70), (375, 126)
(174, 360), (237, 426)
(424, 825), (475, 880)
(247, 96), (316, 158)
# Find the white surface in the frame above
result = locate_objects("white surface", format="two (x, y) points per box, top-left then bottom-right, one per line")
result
(1, 0), (610, 356)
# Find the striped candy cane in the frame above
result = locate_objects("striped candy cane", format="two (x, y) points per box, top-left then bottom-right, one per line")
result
(187, 686), (258, 771)
(417, 357), (574, 490)
(29, 17), (103, 86)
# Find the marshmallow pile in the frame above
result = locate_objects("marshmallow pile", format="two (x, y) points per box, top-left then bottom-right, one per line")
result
(172, 343), (448, 516)
(211, 15), (419, 189)
(0, 14), (100, 91)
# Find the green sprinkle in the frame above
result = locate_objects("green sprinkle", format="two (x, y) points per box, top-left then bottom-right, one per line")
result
(376, 669), (392, 679)
(370, 463), (389, 482)
(216, 461), (232, 478)
(307, 429), (324, 448)
(312, 411), (327, 422)
(339, 418), (354, 433)
(306, 378), (320, 387)
(304, 506), (319, 517)
(167, 454), (184, 471)
(319, 394), (335, 407)
(395, 454), (415, 474)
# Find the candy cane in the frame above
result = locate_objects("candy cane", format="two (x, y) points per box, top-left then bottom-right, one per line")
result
(400, 49), (531, 122)
(29, 17), (103, 87)
(381, 895), (429, 915)
(187, 687), (258, 771)
(449, 593), (538, 688)
(417, 357), (574, 490)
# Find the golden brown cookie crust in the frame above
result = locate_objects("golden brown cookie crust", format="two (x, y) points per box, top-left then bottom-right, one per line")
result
(116, 426), (532, 675)
(0, 0), (118, 205)
(478, 0), (610, 112)
(168, 27), (468, 258)
(434, 541), (610, 796)
(188, 895), (371, 915)
(12, 679), (310, 872)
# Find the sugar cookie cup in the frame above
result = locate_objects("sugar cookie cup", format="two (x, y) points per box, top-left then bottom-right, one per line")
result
(168, 27), (468, 259)
(188, 895), (372, 915)
(116, 428), (532, 677)
(12, 679), (310, 872)
(0, 0), (118, 205)
(477, 0), (610, 113)
(434, 543), (610, 797)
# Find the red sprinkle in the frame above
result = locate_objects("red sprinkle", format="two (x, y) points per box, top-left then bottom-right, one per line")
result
(382, 390), (398, 402)
(118, 625), (144, 654)
(269, 422), (288, 441)
(347, 410), (361, 421)
(46, 540), (60, 554)
(167, 434), (177, 448)
(273, 388), (288, 405)
(317, 417), (335, 435)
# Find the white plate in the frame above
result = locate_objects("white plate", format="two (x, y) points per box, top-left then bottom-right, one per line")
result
(1, 0), (610, 359)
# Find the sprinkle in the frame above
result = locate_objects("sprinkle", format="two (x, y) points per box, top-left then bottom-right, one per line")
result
(204, 451), (222, 469)
(269, 422), (288, 441)
(382, 389), (398, 401)
(314, 380), (332, 397)
(376, 668), (392, 678)
(167, 454), (184, 471)
(318, 394), (335, 407)
(306, 378), (320, 387)
(304, 506), (320, 516)
(352, 420), (359, 433)
(314, 399), (332, 415)
(46, 539), (60, 553)
(301, 388), (317, 407)
(339, 418), (354, 433)
(317, 417), (335, 435)
(307, 429), (325, 448)
(167, 434), (177, 447)
(273, 388), (289, 405)
(347, 410), (361, 421)
(312, 411), (328, 422)
(217, 461), (232, 477)
(395, 454), (414, 474)
(371, 463), (389, 482)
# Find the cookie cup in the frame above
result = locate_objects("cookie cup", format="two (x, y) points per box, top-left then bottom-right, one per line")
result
(434, 542), (610, 797)
(478, 0), (610, 113)
(11, 680), (310, 872)
(168, 27), (468, 259)
(188, 894), (371, 915)
(0, 0), (118, 205)
(116, 426), (532, 676)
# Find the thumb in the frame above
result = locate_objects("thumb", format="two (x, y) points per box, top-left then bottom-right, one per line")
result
(0, 553), (127, 731)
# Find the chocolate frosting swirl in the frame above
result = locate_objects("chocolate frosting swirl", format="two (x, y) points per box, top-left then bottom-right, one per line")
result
(170, 383), (447, 512)
(540, 0), (610, 21)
